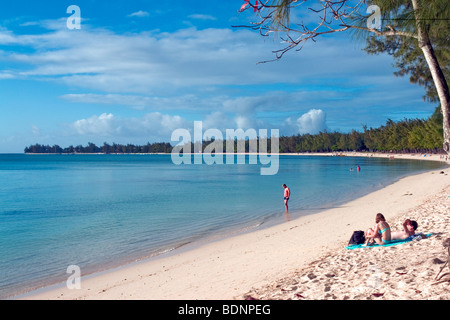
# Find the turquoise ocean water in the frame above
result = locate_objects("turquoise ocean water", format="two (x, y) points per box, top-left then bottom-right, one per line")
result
(0, 153), (445, 298)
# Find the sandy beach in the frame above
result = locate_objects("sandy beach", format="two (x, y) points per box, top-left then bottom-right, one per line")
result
(19, 153), (449, 300)
(242, 176), (450, 300)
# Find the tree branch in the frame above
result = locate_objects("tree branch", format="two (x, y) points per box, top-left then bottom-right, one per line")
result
(345, 25), (418, 39)
(236, 0), (419, 62)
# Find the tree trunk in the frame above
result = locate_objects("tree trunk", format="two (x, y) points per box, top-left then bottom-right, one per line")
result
(412, 0), (450, 154)
(421, 44), (450, 154)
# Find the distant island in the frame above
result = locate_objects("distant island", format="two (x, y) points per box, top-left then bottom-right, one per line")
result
(25, 107), (445, 155)
(24, 142), (173, 154)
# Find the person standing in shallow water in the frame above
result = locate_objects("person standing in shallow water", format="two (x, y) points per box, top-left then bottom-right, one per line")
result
(283, 184), (290, 213)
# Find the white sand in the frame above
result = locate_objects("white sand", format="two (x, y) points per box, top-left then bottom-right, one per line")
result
(243, 180), (450, 300)
(20, 154), (449, 300)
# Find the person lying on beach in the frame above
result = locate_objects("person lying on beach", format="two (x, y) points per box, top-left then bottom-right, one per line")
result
(391, 219), (428, 241)
(363, 213), (391, 246)
(391, 219), (417, 241)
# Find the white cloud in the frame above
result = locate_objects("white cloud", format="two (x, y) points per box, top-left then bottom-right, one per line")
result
(233, 115), (249, 130)
(188, 14), (217, 21)
(127, 11), (150, 18)
(0, 72), (14, 79)
(2, 25), (369, 95)
(203, 111), (233, 131)
(31, 125), (41, 136)
(61, 93), (226, 111)
(296, 109), (327, 134)
(0, 20), (433, 148)
(222, 95), (281, 114)
(62, 93), (157, 110)
(284, 109), (327, 135)
(69, 112), (189, 143)
(0, 27), (18, 44)
(0, 22), (405, 118)
(72, 113), (118, 136)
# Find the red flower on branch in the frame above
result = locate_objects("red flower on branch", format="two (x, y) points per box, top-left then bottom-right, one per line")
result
(240, 0), (250, 12)
(239, 0), (259, 13)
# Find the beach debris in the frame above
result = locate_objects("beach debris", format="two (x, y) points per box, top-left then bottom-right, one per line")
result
(244, 294), (258, 300)
(295, 293), (305, 299)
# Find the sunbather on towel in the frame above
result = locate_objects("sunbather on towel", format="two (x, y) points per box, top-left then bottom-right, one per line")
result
(391, 219), (418, 241)
(363, 213), (391, 246)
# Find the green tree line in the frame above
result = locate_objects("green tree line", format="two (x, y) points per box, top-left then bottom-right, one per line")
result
(281, 106), (443, 153)
(25, 106), (444, 154)
(24, 141), (173, 154)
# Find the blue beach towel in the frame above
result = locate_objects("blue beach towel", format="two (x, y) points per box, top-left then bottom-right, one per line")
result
(345, 233), (433, 250)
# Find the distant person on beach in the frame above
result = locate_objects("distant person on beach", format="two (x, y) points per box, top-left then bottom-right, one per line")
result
(357, 165), (361, 172)
(391, 219), (421, 240)
(363, 213), (391, 246)
(282, 184), (290, 212)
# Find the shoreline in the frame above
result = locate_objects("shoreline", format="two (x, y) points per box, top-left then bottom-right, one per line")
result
(19, 151), (450, 162)
(283, 151), (449, 162)
(17, 155), (449, 300)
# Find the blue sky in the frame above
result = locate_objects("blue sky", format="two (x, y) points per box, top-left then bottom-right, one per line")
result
(0, 0), (438, 153)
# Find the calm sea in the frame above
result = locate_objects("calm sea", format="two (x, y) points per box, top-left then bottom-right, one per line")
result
(0, 153), (445, 298)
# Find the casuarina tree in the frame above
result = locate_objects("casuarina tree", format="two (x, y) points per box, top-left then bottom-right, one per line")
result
(238, 0), (449, 154)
